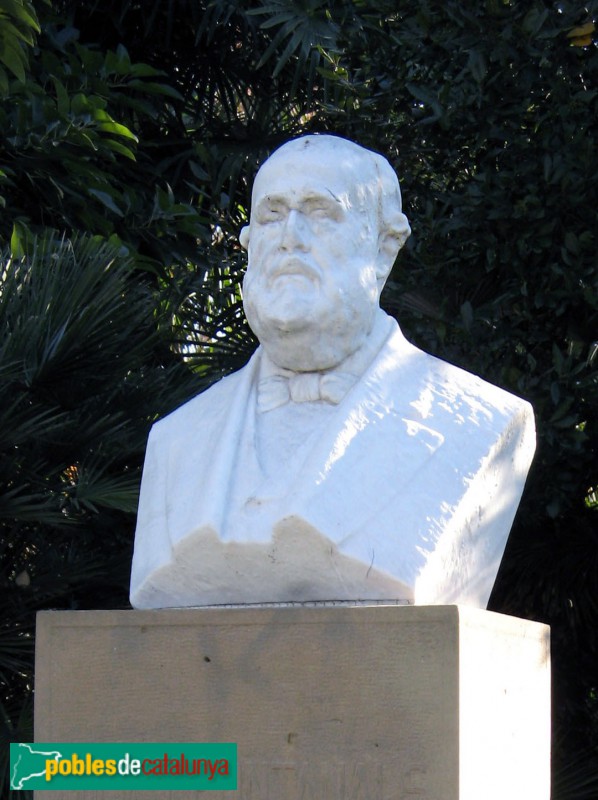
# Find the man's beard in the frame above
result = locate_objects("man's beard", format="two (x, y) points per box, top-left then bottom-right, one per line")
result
(246, 277), (316, 334)
(243, 274), (376, 372)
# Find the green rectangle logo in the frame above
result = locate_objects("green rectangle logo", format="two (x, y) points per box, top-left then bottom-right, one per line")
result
(10, 742), (237, 791)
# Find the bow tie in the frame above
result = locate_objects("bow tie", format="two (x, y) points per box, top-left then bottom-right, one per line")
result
(257, 371), (356, 413)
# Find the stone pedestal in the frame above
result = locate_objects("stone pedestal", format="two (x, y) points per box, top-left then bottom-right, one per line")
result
(34, 605), (550, 800)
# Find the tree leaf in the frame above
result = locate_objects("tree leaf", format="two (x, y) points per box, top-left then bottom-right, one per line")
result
(87, 189), (124, 216)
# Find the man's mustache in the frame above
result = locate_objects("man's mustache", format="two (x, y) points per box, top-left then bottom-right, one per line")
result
(266, 257), (321, 284)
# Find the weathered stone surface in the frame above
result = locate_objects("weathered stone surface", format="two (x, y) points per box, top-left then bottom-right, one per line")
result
(35, 605), (550, 800)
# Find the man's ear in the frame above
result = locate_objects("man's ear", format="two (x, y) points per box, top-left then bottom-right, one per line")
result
(239, 225), (250, 250)
(375, 214), (411, 282)
(375, 231), (402, 282)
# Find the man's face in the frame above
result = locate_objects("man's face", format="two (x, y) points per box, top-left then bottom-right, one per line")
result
(242, 146), (383, 371)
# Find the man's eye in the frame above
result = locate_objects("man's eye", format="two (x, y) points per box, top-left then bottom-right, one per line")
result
(307, 204), (338, 221)
(258, 206), (284, 222)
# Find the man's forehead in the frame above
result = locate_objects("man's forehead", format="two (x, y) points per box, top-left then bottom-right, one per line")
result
(252, 150), (366, 206)
(253, 180), (347, 207)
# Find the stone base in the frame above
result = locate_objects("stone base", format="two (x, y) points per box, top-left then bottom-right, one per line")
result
(34, 605), (550, 799)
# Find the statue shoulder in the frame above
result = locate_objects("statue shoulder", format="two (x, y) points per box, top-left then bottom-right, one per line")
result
(386, 324), (532, 419)
(149, 352), (261, 444)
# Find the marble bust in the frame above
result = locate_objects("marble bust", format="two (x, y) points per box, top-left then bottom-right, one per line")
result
(130, 134), (535, 610)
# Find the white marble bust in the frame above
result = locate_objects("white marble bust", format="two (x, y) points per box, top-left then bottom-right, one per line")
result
(130, 134), (535, 610)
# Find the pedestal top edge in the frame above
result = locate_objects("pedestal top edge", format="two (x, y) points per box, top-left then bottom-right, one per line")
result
(35, 604), (549, 636)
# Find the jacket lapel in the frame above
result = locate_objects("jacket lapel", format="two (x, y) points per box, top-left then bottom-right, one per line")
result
(284, 321), (446, 542)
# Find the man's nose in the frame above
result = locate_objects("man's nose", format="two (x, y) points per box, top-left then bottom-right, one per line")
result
(280, 209), (309, 251)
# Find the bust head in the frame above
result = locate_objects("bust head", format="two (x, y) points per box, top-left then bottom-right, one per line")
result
(240, 135), (411, 372)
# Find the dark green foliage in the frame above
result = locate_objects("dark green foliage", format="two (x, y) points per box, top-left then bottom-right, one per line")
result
(0, 233), (200, 798)
(0, 1), (47, 91)
(0, 1), (597, 797)
(0, 2), (207, 273)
